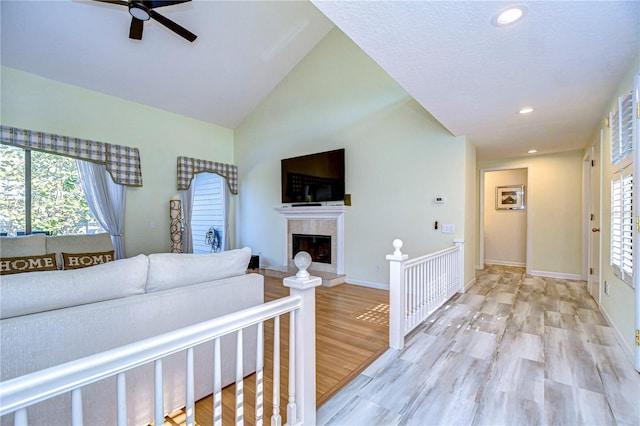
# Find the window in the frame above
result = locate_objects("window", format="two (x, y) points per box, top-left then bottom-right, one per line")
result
(610, 90), (634, 165)
(611, 168), (633, 286)
(191, 173), (226, 254)
(609, 80), (638, 288)
(0, 145), (104, 236)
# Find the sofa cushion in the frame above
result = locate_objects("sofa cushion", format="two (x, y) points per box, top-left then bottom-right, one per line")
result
(0, 234), (47, 257)
(62, 250), (115, 270)
(0, 253), (58, 275)
(146, 247), (251, 293)
(0, 254), (148, 319)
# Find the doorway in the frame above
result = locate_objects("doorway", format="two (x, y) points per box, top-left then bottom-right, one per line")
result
(479, 167), (530, 273)
(584, 137), (602, 304)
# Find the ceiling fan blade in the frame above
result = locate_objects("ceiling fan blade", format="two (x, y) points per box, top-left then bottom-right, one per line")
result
(129, 17), (144, 40)
(145, 0), (191, 9)
(149, 9), (197, 42)
(92, 0), (129, 6)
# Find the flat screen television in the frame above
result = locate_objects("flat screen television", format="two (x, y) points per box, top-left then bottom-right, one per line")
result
(281, 148), (345, 204)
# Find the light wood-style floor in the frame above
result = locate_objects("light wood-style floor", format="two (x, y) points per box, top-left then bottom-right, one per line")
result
(318, 265), (640, 425)
(165, 274), (390, 426)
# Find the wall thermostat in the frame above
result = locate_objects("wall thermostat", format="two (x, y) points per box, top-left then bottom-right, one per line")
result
(434, 196), (446, 204)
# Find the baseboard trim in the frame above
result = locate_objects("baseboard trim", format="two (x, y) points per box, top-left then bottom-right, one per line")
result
(346, 278), (389, 291)
(485, 260), (526, 267)
(599, 303), (635, 364)
(464, 277), (476, 292)
(530, 270), (582, 280)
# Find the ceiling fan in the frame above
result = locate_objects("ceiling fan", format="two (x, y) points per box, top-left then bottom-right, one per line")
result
(93, 0), (197, 42)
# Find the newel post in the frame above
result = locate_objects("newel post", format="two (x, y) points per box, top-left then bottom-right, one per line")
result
(283, 252), (321, 426)
(387, 239), (409, 350)
(453, 239), (465, 293)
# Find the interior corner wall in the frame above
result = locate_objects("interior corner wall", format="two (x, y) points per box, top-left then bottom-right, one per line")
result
(484, 169), (527, 267)
(478, 150), (584, 276)
(234, 28), (467, 287)
(0, 66), (235, 256)
(464, 140), (478, 287)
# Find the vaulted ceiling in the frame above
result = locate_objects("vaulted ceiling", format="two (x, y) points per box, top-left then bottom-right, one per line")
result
(1, 1), (638, 160)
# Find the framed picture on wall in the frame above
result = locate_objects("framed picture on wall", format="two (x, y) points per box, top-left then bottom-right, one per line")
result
(496, 185), (525, 210)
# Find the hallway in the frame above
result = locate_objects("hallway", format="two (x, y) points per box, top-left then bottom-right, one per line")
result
(318, 265), (640, 425)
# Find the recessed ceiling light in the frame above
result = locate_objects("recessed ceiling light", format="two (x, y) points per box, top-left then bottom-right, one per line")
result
(519, 107), (534, 114)
(528, 149), (537, 154)
(492, 5), (528, 26)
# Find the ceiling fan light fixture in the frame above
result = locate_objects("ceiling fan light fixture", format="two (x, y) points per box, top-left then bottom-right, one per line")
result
(528, 149), (538, 154)
(519, 107), (534, 114)
(129, 2), (151, 21)
(492, 5), (527, 26)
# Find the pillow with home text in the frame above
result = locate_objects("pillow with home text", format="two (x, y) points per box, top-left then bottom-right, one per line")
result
(0, 253), (58, 275)
(62, 250), (115, 270)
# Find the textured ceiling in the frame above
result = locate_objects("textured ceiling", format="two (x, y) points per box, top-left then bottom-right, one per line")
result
(312, 1), (640, 160)
(1, 1), (639, 160)
(0, 0), (334, 129)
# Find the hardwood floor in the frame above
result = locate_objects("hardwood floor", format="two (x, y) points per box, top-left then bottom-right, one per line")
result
(318, 265), (640, 425)
(165, 274), (389, 425)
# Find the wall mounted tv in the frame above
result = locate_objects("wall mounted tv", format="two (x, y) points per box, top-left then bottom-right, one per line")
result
(281, 148), (345, 204)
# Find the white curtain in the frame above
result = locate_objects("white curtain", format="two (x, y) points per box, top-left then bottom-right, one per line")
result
(180, 184), (195, 253)
(222, 180), (231, 251)
(76, 160), (126, 259)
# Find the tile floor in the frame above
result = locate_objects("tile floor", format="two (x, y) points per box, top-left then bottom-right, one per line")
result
(318, 265), (640, 425)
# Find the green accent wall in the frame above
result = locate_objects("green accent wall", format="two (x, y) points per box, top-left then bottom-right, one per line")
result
(1, 66), (235, 256)
(234, 28), (474, 287)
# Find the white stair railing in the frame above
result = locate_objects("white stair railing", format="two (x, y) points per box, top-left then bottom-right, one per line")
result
(0, 254), (321, 426)
(387, 239), (464, 350)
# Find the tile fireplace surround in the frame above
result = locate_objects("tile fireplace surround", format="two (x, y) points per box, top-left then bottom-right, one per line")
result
(275, 206), (346, 274)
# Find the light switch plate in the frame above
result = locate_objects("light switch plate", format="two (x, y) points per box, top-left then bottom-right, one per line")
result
(442, 224), (455, 234)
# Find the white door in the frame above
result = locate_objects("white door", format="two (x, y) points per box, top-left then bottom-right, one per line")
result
(588, 141), (602, 303)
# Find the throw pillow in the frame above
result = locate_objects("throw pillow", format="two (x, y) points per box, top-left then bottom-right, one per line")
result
(62, 250), (115, 270)
(0, 253), (58, 275)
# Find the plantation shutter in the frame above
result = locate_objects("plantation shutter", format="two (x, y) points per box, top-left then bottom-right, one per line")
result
(609, 78), (638, 289)
(610, 90), (634, 166)
(611, 168), (633, 286)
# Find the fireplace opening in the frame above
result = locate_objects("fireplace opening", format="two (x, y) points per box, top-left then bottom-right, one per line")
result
(292, 234), (331, 264)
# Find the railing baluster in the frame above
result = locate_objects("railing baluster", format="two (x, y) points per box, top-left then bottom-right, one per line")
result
(213, 337), (222, 426)
(186, 347), (195, 426)
(0, 294), (313, 426)
(71, 388), (83, 426)
(116, 372), (127, 426)
(286, 310), (297, 425)
(389, 239), (464, 349)
(235, 329), (244, 426)
(271, 316), (281, 426)
(255, 322), (264, 426)
(13, 408), (27, 426)
(154, 359), (163, 426)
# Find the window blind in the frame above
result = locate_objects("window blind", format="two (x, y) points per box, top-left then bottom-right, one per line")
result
(610, 90), (634, 166)
(611, 169), (633, 286)
(609, 79), (637, 289)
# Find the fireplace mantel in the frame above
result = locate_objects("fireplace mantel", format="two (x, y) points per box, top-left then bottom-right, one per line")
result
(274, 205), (348, 219)
(275, 206), (347, 274)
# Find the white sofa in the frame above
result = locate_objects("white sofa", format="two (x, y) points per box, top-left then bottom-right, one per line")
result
(0, 235), (264, 426)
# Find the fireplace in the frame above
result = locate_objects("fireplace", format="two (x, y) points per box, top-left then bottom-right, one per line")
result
(292, 234), (331, 264)
(275, 205), (346, 274)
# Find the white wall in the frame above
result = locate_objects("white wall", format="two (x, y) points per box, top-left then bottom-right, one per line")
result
(478, 150), (584, 277)
(1, 66), (235, 256)
(235, 28), (472, 287)
(484, 169), (527, 266)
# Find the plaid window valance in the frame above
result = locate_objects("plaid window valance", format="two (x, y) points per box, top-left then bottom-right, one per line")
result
(177, 156), (238, 194)
(0, 125), (143, 187)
